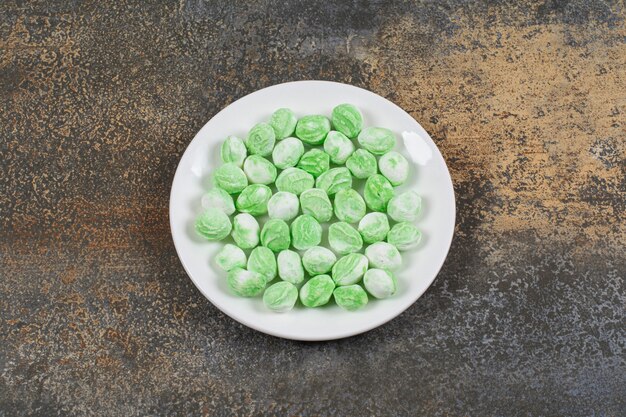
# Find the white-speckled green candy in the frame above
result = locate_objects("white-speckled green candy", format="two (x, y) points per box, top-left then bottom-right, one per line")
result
(302, 246), (336, 275)
(263, 281), (298, 312)
(227, 268), (267, 297)
(295, 115), (331, 145)
(378, 151), (409, 186)
(333, 188), (366, 223)
(247, 246), (277, 280)
(195, 208), (232, 241)
(357, 127), (396, 155)
(270, 108), (297, 140)
(277, 250), (304, 284)
(387, 190), (421, 222)
(299, 188), (333, 223)
(290, 214), (322, 250)
(331, 104), (363, 139)
(236, 184), (272, 216)
(333, 285), (368, 311)
(243, 155), (277, 185)
(331, 253), (368, 286)
(220, 135), (247, 167)
(358, 212), (390, 244)
(231, 213), (260, 249)
(260, 219), (291, 252)
(245, 122), (276, 156)
(201, 188), (235, 215)
(365, 242), (402, 271)
(215, 244), (246, 271)
(315, 167), (352, 196)
(297, 148), (330, 178)
(299, 274), (335, 307)
(272, 137), (304, 169)
(363, 269), (397, 299)
(275, 167), (314, 195)
(328, 222), (363, 255)
(345, 149), (377, 179)
(387, 222), (421, 250)
(324, 130), (355, 164)
(267, 191), (299, 221)
(214, 163), (248, 194)
(363, 174), (394, 212)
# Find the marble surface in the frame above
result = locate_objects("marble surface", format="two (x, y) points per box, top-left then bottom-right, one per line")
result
(1, 1), (624, 415)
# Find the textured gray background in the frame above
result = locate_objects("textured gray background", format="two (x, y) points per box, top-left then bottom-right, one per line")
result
(1, 0), (625, 416)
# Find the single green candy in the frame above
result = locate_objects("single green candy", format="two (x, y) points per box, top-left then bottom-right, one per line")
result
(277, 249), (304, 284)
(345, 149), (377, 179)
(333, 188), (366, 223)
(290, 214), (322, 250)
(295, 115), (331, 145)
(363, 269), (397, 299)
(272, 137), (304, 169)
(331, 253), (368, 286)
(333, 285), (368, 311)
(270, 108), (297, 140)
(263, 281), (298, 312)
(315, 167), (352, 196)
(328, 222), (363, 255)
(297, 148), (330, 178)
(215, 244), (247, 271)
(299, 188), (333, 223)
(247, 246), (277, 280)
(323, 131), (355, 164)
(220, 135), (247, 167)
(387, 190), (421, 222)
(302, 246), (337, 275)
(201, 187), (235, 215)
(260, 219), (291, 252)
(231, 213), (260, 249)
(275, 167), (314, 195)
(363, 174), (394, 212)
(331, 104), (363, 139)
(365, 242), (402, 271)
(267, 191), (300, 221)
(243, 155), (277, 185)
(358, 212), (390, 244)
(195, 208), (232, 241)
(214, 163), (248, 194)
(236, 184), (272, 216)
(357, 127), (396, 155)
(378, 151), (409, 186)
(300, 274), (335, 307)
(227, 268), (267, 297)
(387, 222), (421, 251)
(245, 122), (276, 156)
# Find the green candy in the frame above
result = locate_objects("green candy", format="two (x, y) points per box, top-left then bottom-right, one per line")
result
(331, 253), (368, 286)
(215, 244), (247, 271)
(323, 131), (355, 164)
(387, 190), (421, 222)
(299, 188), (333, 223)
(328, 222), (363, 255)
(302, 246), (337, 275)
(245, 122), (276, 156)
(270, 108), (297, 140)
(331, 104), (363, 139)
(277, 249), (304, 284)
(275, 167), (314, 195)
(214, 163), (248, 194)
(236, 184), (272, 216)
(387, 222), (421, 251)
(357, 127), (396, 155)
(263, 281), (298, 312)
(358, 212), (390, 244)
(363, 269), (397, 299)
(243, 155), (277, 185)
(333, 188), (366, 223)
(378, 151), (409, 186)
(231, 213), (260, 249)
(201, 188), (235, 215)
(365, 242), (402, 271)
(291, 214), (322, 250)
(363, 174), (394, 212)
(272, 137), (304, 169)
(295, 115), (331, 145)
(315, 167), (352, 196)
(345, 149), (377, 179)
(220, 135), (247, 167)
(227, 268), (267, 297)
(260, 219), (291, 252)
(267, 191), (300, 221)
(195, 208), (232, 241)
(247, 246), (277, 280)
(300, 274), (335, 307)
(333, 285), (368, 311)
(297, 148), (330, 178)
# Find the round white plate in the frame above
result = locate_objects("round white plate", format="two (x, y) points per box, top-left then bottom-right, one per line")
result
(170, 81), (455, 341)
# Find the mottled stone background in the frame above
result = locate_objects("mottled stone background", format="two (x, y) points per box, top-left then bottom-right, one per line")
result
(1, 0), (625, 416)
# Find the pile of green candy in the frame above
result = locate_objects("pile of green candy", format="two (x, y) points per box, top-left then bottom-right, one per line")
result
(195, 104), (422, 312)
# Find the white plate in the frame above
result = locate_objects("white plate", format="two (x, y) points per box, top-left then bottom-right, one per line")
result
(169, 81), (455, 341)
